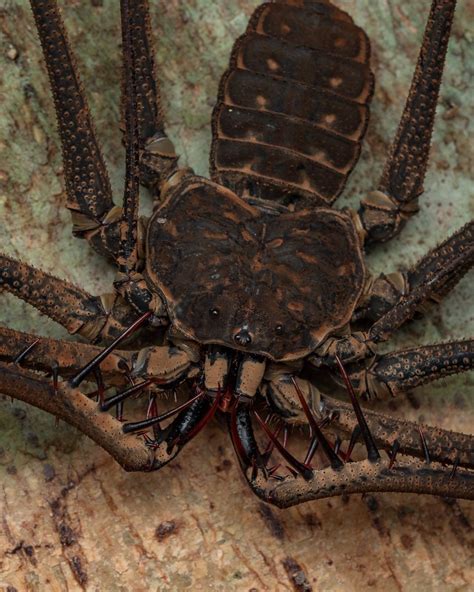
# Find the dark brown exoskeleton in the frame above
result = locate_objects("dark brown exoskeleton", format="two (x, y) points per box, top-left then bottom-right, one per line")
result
(1, 0), (473, 507)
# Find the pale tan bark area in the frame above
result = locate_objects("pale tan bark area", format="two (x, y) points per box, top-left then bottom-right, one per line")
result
(0, 1), (473, 590)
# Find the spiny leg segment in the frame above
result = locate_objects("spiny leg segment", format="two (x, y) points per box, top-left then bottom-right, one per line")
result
(346, 339), (474, 400)
(0, 254), (137, 343)
(1, 357), (210, 473)
(1, 314), (208, 471)
(356, 221), (474, 327)
(30, 0), (120, 260)
(358, 0), (457, 244)
(30, 0), (180, 263)
(230, 362), (473, 507)
(0, 326), (132, 381)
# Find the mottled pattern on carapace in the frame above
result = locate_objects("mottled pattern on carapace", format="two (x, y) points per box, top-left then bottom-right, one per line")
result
(146, 179), (365, 361)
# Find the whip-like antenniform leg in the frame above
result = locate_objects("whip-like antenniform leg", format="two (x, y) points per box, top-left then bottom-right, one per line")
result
(111, 0), (168, 317)
(30, 0), (178, 263)
(120, 0), (179, 190)
(358, 0), (457, 244)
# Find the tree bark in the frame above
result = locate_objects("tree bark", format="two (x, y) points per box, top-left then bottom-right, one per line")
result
(0, 1), (473, 590)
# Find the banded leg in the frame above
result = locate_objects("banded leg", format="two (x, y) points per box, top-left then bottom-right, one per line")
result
(357, 0), (457, 244)
(30, 0), (121, 259)
(1, 254), (137, 343)
(120, 0), (179, 190)
(346, 340), (474, 400)
(356, 221), (474, 329)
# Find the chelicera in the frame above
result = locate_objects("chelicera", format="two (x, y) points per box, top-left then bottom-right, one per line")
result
(1, 0), (473, 507)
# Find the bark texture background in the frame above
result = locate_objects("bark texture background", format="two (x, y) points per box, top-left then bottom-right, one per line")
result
(0, 1), (473, 590)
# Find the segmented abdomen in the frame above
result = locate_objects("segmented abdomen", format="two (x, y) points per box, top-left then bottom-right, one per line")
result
(211, 0), (374, 207)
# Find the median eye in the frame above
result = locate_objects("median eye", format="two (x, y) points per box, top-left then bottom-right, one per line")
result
(275, 324), (284, 335)
(209, 307), (220, 318)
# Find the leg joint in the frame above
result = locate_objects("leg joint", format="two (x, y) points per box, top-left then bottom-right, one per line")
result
(358, 190), (419, 244)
